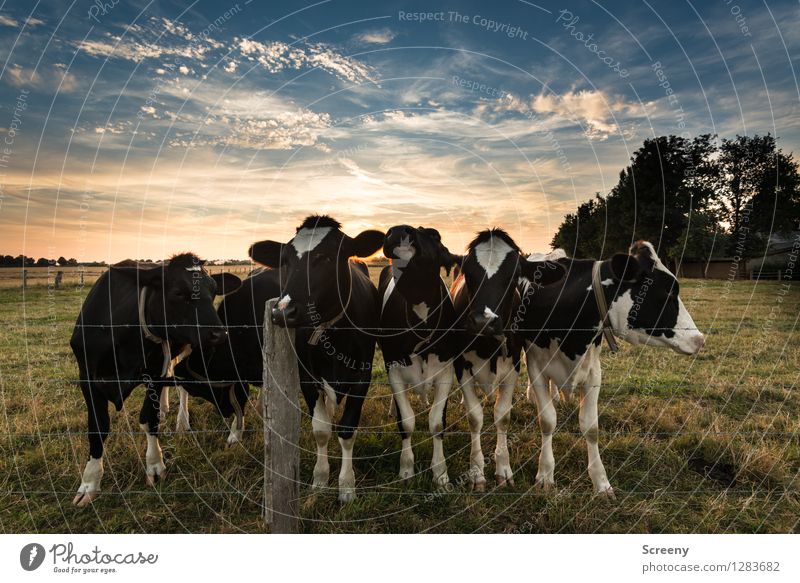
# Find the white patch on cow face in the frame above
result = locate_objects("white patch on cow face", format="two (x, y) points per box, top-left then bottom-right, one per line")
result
(474, 238), (513, 278)
(185, 265), (202, 272)
(277, 294), (292, 310)
(291, 226), (332, 258)
(483, 306), (499, 320)
(607, 289), (705, 355)
(669, 297), (706, 354)
(412, 302), (429, 321)
(392, 236), (415, 280)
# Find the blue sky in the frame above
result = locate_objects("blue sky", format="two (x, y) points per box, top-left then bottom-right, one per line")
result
(1, 0), (798, 261)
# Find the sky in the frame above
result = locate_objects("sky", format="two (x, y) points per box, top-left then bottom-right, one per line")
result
(0, 0), (798, 262)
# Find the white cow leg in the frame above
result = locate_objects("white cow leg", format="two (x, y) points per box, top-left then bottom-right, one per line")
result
(389, 367), (415, 481)
(311, 393), (332, 489)
(428, 369), (451, 486)
(580, 375), (614, 498)
(159, 386), (170, 418)
(140, 424), (167, 486)
(226, 386), (245, 447)
(461, 378), (486, 492)
(494, 378), (515, 487)
(176, 387), (191, 432)
(338, 435), (356, 503)
(530, 380), (556, 491)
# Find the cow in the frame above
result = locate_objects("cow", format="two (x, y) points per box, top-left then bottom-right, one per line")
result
(519, 241), (706, 497)
(378, 225), (460, 485)
(172, 267), (281, 447)
(248, 215), (384, 503)
(69, 253), (241, 506)
(451, 229), (565, 491)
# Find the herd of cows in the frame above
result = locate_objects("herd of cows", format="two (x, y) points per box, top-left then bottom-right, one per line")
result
(69, 215), (705, 506)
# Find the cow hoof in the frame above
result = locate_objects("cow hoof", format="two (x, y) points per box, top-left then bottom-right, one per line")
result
(398, 469), (414, 483)
(72, 490), (100, 507)
(433, 473), (450, 487)
(225, 434), (241, 448)
(534, 479), (555, 492)
(471, 480), (487, 493)
(496, 475), (515, 488)
(596, 486), (616, 500)
(338, 488), (356, 504)
(145, 464), (167, 486)
(175, 417), (191, 433)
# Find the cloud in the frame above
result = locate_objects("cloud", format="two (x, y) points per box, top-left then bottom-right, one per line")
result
(354, 29), (396, 44)
(4, 64), (78, 92)
(236, 38), (376, 83)
(0, 14), (18, 27)
(531, 89), (642, 140)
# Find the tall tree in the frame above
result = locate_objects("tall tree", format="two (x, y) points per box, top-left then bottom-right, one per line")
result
(717, 134), (800, 253)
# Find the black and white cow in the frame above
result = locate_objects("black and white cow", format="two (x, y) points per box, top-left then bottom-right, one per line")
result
(378, 225), (460, 485)
(172, 267), (281, 446)
(520, 241), (706, 497)
(452, 229), (565, 491)
(70, 254), (241, 506)
(249, 215), (384, 502)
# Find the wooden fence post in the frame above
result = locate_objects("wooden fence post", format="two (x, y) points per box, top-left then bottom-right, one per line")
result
(262, 297), (301, 533)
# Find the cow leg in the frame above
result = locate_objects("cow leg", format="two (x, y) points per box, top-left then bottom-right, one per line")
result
(73, 384), (109, 507)
(388, 366), (415, 481)
(460, 375), (486, 492)
(160, 385), (170, 416)
(335, 383), (367, 504)
(310, 387), (333, 489)
(139, 384), (166, 486)
(528, 370), (557, 491)
(176, 387), (191, 432)
(580, 372), (614, 498)
(428, 357), (452, 486)
(226, 384), (247, 447)
(494, 365), (517, 487)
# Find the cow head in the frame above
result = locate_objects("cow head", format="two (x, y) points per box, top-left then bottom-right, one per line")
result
(383, 225), (459, 303)
(459, 229), (565, 336)
(605, 241), (705, 355)
(111, 253), (242, 348)
(249, 215), (384, 328)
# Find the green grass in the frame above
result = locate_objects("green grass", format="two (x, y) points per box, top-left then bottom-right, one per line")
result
(0, 277), (798, 533)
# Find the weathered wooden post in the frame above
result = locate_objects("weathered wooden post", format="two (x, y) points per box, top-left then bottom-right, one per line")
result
(262, 297), (301, 533)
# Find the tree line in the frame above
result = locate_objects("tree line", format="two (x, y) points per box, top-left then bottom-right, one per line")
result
(551, 133), (800, 263)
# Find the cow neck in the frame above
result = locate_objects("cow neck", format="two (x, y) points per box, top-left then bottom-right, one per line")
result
(591, 261), (619, 353)
(307, 264), (352, 346)
(462, 280), (518, 359)
(408, 277), (448, 354)
(138, 286), (193, 377)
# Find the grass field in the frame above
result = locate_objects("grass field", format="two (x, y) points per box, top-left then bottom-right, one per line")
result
(0, 270), (798, 533)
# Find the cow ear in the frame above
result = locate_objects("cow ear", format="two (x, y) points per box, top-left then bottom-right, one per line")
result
(110, 263), (163, 287)
(441, 251), (462, 276)
(610, 253), (641, 282)
(520, 259), (566, 287)
(211, 273), (242, 296)
(249, 240), (283, 268)
(349, 230), (385, 258)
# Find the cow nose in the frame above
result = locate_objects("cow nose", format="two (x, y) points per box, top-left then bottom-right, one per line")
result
(271, 304), (298, 327)
(207, 328), (227, 346)
(467, 313), (502, 336)
(692, 333), (706, 353)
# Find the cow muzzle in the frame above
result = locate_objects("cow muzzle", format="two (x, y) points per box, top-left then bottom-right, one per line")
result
(271, 305), (299, 328)
(466, 312), (504, 336)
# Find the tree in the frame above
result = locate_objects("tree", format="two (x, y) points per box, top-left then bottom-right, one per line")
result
(551, 134), (720, 261)
(717, 134), (800, 254)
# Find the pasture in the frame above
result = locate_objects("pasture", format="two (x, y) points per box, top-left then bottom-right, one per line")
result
(0, 267), (798, 533)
